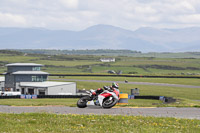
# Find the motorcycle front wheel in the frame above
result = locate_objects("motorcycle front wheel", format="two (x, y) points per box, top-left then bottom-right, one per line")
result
(77, 96), (91, 108)
(102, 97), (118, 109)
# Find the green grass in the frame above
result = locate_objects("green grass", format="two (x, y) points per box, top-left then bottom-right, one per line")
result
(1, 52), (200, 75)
(0, 113), (199, 133)
(59, 80), (199, 100)
(50, 76), (200, 86)
(0, 98), (78, 107)
(35, 60), (103, 67)
(0, 76), (200, 107)
(0, 98), (200, 108)
(126, 99), (200, 108)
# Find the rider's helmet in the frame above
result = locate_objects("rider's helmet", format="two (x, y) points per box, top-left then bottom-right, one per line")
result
(112, 82), (119, 89)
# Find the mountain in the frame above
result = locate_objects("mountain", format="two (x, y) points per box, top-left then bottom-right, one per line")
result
(0, 25), (200, 52)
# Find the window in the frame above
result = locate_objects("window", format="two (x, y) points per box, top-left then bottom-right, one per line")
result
(32, 67), (40, 71)
(32, 76), (37, 82)
(32, 76), (46, 82)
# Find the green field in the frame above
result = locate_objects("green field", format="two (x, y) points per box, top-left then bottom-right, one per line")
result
(50, 76), (200, 86)
(0, 98), (77, 107)
(1, 51), (200, 75)
(0, 50), (200, 132)
(0, 113), (199, 133)
(0, 50), (200, 107)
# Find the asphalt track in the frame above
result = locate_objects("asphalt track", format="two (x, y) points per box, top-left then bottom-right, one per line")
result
(0, 105), (200, 120)
(50, 78), (200, 88)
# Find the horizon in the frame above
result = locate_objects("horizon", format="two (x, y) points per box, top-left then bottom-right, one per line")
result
(1, 24), (200, 32)
(2, 49), (200, 54)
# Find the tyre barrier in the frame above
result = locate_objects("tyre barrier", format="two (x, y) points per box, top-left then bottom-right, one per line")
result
(0, 95), (87, 99)
(0, 95), (20, 99)
(129, 95), (176, 103)
(117, 93), (128, 105)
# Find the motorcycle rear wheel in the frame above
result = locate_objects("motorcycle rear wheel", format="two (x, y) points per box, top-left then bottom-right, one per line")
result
(77, 96), (91, 108)
(102, 97), (118, 109)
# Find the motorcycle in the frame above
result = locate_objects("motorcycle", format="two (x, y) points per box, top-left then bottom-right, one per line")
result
(77, 87), (120, 109)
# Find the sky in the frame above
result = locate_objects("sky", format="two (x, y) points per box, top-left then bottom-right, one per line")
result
(0, 0), (200, 31)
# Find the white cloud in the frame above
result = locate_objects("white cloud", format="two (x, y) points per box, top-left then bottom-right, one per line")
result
(171, 14), (200, 24)
(59, 0), (79, 9)
(0, 12), (26, 26)
(0, 0), (200, 30)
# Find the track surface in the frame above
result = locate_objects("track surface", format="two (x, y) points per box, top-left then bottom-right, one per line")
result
(0, 105), (200, 120)
(50, 79), (200, 88)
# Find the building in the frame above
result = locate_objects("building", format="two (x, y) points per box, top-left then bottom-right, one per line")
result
(3, 63), (76, 95)
(4, 63), (48, 91)
(18, 81), (76, 95)
(100, 58), (115, 62)
(0, 77), (5, 91)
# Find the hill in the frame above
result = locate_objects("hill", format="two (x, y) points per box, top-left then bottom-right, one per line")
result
(0, 25), (200, 52)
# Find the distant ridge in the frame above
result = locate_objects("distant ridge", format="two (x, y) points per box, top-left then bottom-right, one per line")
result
(0, 24), (200, 52)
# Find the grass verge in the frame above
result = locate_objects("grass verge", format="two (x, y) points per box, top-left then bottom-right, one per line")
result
(0, 113), (199, 133)
(0, 98), (200, 108)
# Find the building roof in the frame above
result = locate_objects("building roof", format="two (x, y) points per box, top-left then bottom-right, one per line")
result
(20, 81), (75, 87)
(12, 71), (49, 75)
(0, 77), (5, 82)
(6, 63), (44, 67)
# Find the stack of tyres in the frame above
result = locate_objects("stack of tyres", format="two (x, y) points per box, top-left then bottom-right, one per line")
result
(117, 93), (128, 105)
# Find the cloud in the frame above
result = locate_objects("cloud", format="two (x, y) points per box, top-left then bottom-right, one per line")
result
(0, 12), (26, 26)
(0, 0), (200, 30)
(59, 0), (79, 9)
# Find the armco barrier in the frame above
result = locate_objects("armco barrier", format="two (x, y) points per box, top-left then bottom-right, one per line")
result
(130, 95), (176, 103)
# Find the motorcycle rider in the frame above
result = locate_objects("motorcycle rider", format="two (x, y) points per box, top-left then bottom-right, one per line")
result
(110, 82), (120, 97)
(93, 82), (120, 105)
(95, 82), (119, 94)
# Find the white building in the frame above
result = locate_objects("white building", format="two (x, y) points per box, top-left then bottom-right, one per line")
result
(100, 58), (115, 62)
(0, 77), (5, 91)
(18, 82), (76, 95)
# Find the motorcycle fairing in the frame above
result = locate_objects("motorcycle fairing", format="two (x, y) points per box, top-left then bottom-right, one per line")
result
(98, 90), (119, 106)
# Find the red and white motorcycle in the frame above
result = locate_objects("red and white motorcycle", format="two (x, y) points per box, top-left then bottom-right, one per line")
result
(77, 87), (120, 109)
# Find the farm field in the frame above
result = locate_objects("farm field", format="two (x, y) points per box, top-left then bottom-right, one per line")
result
(1, 50), (200, 75)
(0, 113), (199, 133)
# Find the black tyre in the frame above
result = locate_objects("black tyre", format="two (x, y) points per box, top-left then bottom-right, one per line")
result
(77, 96), (91, 108)
(102, 97), (118, 109)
